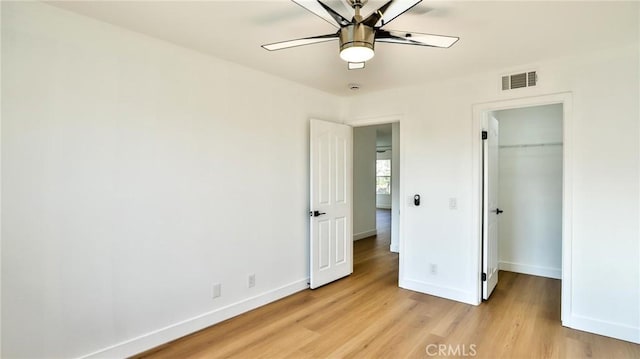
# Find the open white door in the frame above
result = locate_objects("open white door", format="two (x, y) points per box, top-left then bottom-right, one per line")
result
(310, 119), (353, 289)
(482, 115), (500, 300)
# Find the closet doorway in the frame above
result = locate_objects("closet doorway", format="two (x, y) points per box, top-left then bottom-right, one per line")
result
(472, 92), (573, 324)
(482, 104), (564, 299)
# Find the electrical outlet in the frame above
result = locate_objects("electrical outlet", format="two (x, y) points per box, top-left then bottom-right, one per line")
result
(449, 198), (457, 210)
(430, 263), (438, 275)
(248, 274), (256, 288)
(212, 283), (221, 298)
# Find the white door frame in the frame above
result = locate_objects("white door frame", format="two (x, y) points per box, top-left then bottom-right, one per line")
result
(471, 93), (573, 324)
(348, 114), (404, 281)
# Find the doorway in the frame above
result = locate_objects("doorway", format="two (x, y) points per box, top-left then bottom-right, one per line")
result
(352, 122), (400, 254)
(482, 104), (564, 300)
(309, 117), (402, 289)
(471, 92), (573, 324)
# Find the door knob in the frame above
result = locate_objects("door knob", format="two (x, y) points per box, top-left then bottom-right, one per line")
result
(311, 210), (326, 217)
(495, 208), (504, 215)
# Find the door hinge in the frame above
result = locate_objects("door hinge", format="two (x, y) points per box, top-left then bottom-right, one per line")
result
(482, 131), (488, 140)
(481, 273), (487, 281)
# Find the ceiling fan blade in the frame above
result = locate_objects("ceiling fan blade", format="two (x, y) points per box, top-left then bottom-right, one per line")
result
(292, 0), (351, 28)
(262, 33), (339, 51)
(362, 0), (395, 27)
(376, 30), (459, 48)
(366, 0), (422, 28)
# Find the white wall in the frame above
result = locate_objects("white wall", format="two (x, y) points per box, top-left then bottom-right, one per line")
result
(353, 126), (377, 240)
(375, 150), (392, 209)
(1, 2), (345, 358)
(494, 105), (563, 279)
(346, 42), (639, 343)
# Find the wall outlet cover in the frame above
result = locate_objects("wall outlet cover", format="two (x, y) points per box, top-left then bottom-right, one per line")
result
(212, 283), (221, 298)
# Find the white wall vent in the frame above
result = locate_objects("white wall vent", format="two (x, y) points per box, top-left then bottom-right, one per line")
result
(502, 71), (537, 90)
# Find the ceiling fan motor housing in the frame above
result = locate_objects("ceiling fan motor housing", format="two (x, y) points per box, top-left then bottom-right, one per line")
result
(339, 24), (375, 60)
(347, 0), (368, 7)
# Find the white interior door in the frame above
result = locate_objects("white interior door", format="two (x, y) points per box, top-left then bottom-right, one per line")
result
(483, 115), (500, 300)
(310, 119), (353, 289)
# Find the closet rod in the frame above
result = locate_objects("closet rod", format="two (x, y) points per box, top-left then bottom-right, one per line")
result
(499, 142), (563, 149)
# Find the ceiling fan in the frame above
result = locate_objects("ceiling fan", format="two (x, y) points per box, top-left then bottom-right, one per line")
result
(262, 0), (459, 70)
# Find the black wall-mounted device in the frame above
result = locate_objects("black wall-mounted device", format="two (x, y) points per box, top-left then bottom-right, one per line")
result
(414, 194), (420, 206)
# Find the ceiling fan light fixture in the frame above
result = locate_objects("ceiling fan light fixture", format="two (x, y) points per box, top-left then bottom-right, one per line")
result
(339, 24), (375, 63)
(340, 46), (374, 62)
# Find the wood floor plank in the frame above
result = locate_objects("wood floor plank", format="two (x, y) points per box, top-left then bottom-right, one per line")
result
(134, 209), (640, 359)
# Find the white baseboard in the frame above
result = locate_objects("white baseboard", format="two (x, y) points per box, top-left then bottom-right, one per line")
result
(79, 279), (309, 359)
(499, 261), (561, 279)
(353, 229), (377, 241)
(389, 242), (399, 253)
(400, 278), (478, 306)
(564, 313), (640, 344)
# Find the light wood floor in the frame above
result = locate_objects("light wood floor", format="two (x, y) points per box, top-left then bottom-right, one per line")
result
(135, 209), (639, 358)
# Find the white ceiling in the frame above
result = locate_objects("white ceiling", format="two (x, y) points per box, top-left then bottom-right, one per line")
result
(48, 1), (638, 96)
